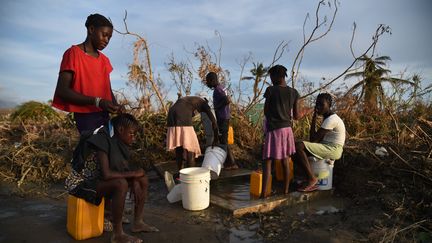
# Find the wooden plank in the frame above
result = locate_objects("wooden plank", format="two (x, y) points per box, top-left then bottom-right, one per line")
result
(210, 190), (333, 217)
(219, 168), (252, 179)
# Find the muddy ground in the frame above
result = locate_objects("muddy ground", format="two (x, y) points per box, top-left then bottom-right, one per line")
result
(1, 145), (431, 243)
(0, 179), (354, 243)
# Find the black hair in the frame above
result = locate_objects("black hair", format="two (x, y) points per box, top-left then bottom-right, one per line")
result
(268, 65), (287, 85)
(268, 65), (287, 77)
(205, 72), (218, 83)
(85, 13), (113, 29)
(317, 93), (333, 107)
(111, 113), (139, 130)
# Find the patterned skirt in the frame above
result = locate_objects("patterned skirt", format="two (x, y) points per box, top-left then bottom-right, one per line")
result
(65, 153), (103, 205)
(262, 127), (296, 160)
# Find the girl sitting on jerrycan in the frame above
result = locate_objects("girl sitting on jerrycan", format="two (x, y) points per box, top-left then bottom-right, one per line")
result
(66, 113), (158, 243)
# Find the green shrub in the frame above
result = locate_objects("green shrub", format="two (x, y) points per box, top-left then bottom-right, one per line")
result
(11, 101), (61, 122)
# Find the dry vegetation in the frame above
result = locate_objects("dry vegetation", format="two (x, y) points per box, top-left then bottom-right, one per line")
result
(3, 93), (429, 243)
(1, 88), (431, 243)
(1, 2), (431, 242)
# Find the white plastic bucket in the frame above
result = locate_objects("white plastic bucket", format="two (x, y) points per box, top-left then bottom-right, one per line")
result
(179, 167), (211, 210)
(201, 146), (227, 179)
(309, 157), (334, 190)
(166, 184), (182, 203)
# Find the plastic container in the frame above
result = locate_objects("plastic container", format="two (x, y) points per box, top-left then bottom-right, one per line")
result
(179, 167), (211, 210)
(67, 195), (104, 240)
(309, 157), (334, 190)
(228, 126), (234, 144)
(249, 170), (272, 197)
(201, 146), (227, 179)
(275, 158), (294, 182)
(167, 184), (182, 203)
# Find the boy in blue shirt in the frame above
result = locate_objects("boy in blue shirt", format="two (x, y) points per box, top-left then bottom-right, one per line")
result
(205, 72), (237, 169)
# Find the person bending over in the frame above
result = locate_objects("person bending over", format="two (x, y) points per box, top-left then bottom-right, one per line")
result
(166, 96), (219, 174)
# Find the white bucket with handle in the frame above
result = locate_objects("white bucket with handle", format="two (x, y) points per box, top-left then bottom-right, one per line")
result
(201, 146), (227, 179)
(179, 167), (211, 210)
(309, 157), (334, 190)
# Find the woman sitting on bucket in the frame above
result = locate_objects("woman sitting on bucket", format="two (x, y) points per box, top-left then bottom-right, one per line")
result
(294, 93), (346, 192)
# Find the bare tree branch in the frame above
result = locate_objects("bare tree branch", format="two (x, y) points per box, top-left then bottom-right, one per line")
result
(350, 22), (357, 58)
(115, 10), (167, 114)
(236, 53), (253, 105)
(215, 30), (223, 68)
(290, 0), (338, 87)
(301, 24), (391, 99)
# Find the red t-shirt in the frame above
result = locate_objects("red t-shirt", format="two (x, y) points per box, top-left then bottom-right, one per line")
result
(52, 45), (113, 113)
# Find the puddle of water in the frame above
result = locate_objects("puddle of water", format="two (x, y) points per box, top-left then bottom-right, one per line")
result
(211, 177), (259, 207)
(285, 196), (345, 216)
(0, 211), (18, 219)
(211, 176), (345, 215)
(229, 224), (262, 243)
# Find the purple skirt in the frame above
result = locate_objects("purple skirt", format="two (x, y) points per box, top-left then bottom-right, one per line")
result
(263, 127), (296, 160)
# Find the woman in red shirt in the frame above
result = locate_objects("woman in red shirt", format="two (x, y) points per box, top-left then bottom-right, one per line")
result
(53, 13), (122, 133)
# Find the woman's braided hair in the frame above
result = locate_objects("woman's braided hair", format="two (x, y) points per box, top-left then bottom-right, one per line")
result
(85, 13), (113, 28)
(317, 93), (333, 107)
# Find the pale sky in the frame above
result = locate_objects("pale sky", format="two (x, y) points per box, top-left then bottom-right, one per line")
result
(0, 0), (431, 108)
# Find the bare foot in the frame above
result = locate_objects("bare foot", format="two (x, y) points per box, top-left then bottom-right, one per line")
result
(307, 177), (318, 187)
(131, 221), (159, 233)
(111, 233), (142, 243)
(297, 177), (319, 192)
